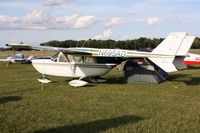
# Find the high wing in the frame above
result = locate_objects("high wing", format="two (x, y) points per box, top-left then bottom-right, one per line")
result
(6, 43), (33, 50)
(33, 46), (93, 56)
(0, 59), (8, 61)
(6, 43), (92, 55)
(0, 57), (14, 63)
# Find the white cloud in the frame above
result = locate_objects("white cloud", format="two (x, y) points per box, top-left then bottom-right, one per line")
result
(0, 16), (17, 23)
(147, 17), (160, 25)
(23, 9), (49, 24)
(104, 17), (125, 27)
(0, 9), (97, 30)
(136, 17), (161, 26)
(43, 0), (72, 6)
(95, 29), (113, 40)
(51, 14), (96, 29)
(0, 15), (19, 29)
(72, 15), (96, 29)
(136, 18), (146, 23)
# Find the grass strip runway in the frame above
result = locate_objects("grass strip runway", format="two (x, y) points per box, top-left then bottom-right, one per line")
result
(0, 55), (200, 133)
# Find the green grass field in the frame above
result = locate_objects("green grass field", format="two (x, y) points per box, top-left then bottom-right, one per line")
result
(0, 51), (200, 133)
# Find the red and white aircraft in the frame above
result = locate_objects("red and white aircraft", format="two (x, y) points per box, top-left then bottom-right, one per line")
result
(184, 53), (200, 65)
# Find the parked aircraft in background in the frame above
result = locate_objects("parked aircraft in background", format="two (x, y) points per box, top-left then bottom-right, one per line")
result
(184, 53), (200, 65)
(137, 48), (200, 67)
(0, 42), (36, 64)
(0, 53), (34, 64)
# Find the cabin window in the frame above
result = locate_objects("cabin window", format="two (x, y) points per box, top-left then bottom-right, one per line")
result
(15, 54), (24, 58)
(51, 53), (59, 62)
(73, 56), (84, 63)
(84, 56), (96, 63)
(64, 54), (97, 63)
(52, 52), (68, 62)
(58, 53), (68, 62)
(67, 55), (74, 62)
(53, 58), (57, 62)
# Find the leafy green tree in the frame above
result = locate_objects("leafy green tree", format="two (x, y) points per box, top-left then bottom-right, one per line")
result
(41, 37), (200, 49)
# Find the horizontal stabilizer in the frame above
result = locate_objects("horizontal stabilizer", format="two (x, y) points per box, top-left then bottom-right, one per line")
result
(173, 57), (187, 70)
(0, 57), (12, 62)
(0, 59), (8, 62)
(149, 58), (178, 72)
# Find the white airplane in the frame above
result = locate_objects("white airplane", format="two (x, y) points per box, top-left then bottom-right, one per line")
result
(6, 32), (195, 87)
(32, 32), (195, 87)
(0, 53), (26, 63)
(0, 53), (35, 64)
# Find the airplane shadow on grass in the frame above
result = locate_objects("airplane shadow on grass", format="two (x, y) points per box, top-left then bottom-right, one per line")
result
(104, 77), (126, 84)
(187, 66), (200, 70)
(102, 66), (200, 85)
(168, 74), (200, 86)
(34, 115), (143, 133)
(104, 72), (200, 86)
(0, 96), (21, 104)
(4, 88), (38, 95)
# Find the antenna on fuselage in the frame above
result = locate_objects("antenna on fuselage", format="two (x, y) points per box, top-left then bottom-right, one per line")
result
(81, 39), (89, 47)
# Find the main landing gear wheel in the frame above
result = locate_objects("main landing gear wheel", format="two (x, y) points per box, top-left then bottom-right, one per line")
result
(68, 80), (88, 87)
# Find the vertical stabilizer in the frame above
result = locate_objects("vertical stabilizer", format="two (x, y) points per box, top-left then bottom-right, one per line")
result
(176, 36), (195, 56)
(173, 36), (195, 70)
(149, 32), (187, 73)
(152, 32), (187, 55)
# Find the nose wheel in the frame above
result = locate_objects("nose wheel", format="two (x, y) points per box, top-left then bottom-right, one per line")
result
(38, 75), (52, 84)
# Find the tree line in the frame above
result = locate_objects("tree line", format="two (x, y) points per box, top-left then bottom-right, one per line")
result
(41, 37), (200, 49)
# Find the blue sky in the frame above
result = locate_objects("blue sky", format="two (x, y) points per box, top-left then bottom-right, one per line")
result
(0, 0), (200, 46)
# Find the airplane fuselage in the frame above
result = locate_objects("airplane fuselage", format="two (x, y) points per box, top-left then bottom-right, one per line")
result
(32, 59), (117, 78)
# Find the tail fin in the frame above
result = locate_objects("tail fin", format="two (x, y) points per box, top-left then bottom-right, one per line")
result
(175, 36), (195, 56)
(152, 32), (187, 55)
(149, 32), (188, 73)
(173, 36), (195, 70)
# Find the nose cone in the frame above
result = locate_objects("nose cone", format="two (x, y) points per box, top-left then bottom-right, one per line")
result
(31, 59), (44, 74)
(31, 59), (52, 75)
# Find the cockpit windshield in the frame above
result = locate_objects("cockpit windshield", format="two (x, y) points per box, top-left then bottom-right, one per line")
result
(15, 54), (24, 59)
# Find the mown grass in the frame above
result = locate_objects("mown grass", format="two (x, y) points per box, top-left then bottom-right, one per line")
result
(0, 52), (200, 133)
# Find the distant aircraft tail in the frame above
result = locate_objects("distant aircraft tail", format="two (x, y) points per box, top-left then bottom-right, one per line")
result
(148, 32), (195, 73)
